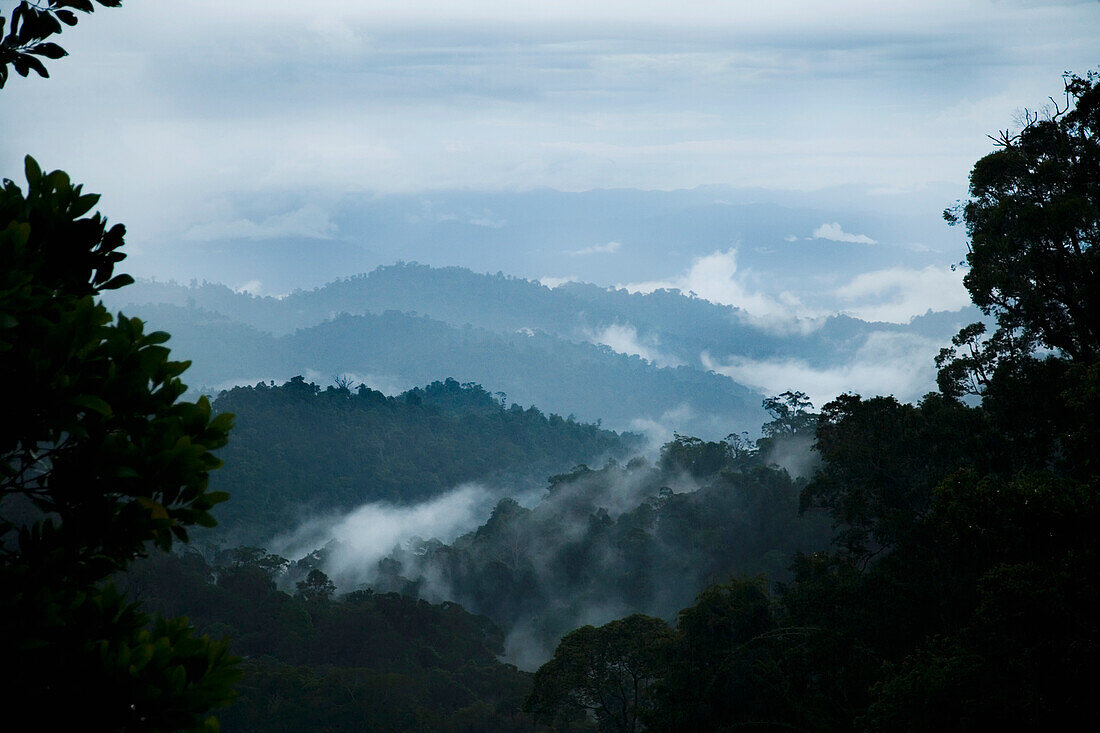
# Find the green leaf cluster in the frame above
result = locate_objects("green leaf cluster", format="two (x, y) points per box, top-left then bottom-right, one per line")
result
(1, 158), (239, 727)
(0, 1), (122, 88)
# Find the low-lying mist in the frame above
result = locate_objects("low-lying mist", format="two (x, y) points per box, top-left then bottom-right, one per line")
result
(266, 483), (498, 590)
(271, 429), (830, 669)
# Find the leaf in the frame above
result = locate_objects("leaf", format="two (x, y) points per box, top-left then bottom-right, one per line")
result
(56, 10), (78, 26)
(72, 394), (112, 416)
(18, 53), (49, 78)
(136, 497), (169, 520)
(205, 491), (230, 505)
(100, 273), (133, 290)
(72, 191), (100, 216)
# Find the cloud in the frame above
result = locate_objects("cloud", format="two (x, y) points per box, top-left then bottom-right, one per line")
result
(570, 241), (622, 256)
(811, 222), (877, 244)
(835, 265), (970, 323)
(468, 215), (507, 228)
(620, 248), (813, 329)
(539, 275), (579, 289)
(629, 404), (695, 449)
(267, 484), (495, 590)
(587, 323), (682, 367)
(233, 280), (264, 296)
(184, 204), (337, 242)
(703, 330), (943, 407)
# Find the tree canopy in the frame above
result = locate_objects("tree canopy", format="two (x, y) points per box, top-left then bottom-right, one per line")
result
(945, 71), (1100, 364)
(0, 158), (239, 728)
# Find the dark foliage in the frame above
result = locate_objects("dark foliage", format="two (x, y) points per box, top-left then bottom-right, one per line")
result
(121, 549), (534, 732)
(0, 1), (122, 88)
(1, 158), (238, 728)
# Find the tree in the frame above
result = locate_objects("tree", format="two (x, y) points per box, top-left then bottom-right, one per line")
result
(525, 614), (674, 732)
(801, 392), (980, 561)
(944, 72), (1100, 364)
(760, 390), (816, 437)
(938, 71), (1100, 478)
(295, 568), (336, 602)
(1, 1), (122, 88)
(0, 158), (239, 728)
(649, 578), (791, 732)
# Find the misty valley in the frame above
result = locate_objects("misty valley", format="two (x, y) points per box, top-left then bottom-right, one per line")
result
(4, 3), (1100, 730)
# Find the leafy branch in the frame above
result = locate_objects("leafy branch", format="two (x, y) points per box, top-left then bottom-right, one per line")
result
(0, 0), (122, 88)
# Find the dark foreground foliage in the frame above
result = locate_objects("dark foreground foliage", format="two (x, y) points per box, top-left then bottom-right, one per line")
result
(121, 549), (533, 731)
(1, 159), (239, 727)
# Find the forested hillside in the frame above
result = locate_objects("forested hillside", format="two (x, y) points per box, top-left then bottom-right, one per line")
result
(120, 549), (534, 731)
(371, 424), (832, 668)
(208, 377), (641, 542)
(113, 262), (974, 355)
(117, 302), (767, 439)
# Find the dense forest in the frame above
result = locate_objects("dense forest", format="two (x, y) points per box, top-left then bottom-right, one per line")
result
(2, 5), (1099, 731)
(119, 549), (534, 731)
(371, 418), (831, 668)
(205, 376), (640, 542)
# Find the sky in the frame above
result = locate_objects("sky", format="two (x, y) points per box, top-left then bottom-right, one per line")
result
(2, 0), (1099, 317)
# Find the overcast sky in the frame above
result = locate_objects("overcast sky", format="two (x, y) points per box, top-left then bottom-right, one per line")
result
(2, 0), (1098, 305)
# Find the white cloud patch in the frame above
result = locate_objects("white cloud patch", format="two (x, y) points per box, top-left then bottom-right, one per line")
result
(620, 248), (815, 331)
(233, 280), (264, 296)
(468, 212), (507, 228)
(836, 265), (970, 323)
(570, 241), (622, 256)
(539, 275), (579, 289)
(629, 404), (695, 450)
(183, 204), (337, 242)
(703, 330), (943, 407)
(268, 484), (495, 591)
(811, 222), (877, 244)
(588, 323), (682, 367)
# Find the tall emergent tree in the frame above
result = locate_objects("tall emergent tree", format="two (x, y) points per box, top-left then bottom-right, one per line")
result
(0, 158), (239, 728)
(941, 71), (1099, 379)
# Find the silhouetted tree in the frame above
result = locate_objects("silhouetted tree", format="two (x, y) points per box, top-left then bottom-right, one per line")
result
(943, 71), (1100, 365)
(0, 158), (239, 727)
(525, 614), (674, 733)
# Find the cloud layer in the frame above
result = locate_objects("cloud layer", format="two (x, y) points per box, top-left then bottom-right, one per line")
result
(3, 0), (1097, 254)
(704, 330), (945, 407)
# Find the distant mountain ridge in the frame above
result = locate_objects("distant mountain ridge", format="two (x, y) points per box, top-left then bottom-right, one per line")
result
(105, 263), (978, 438)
